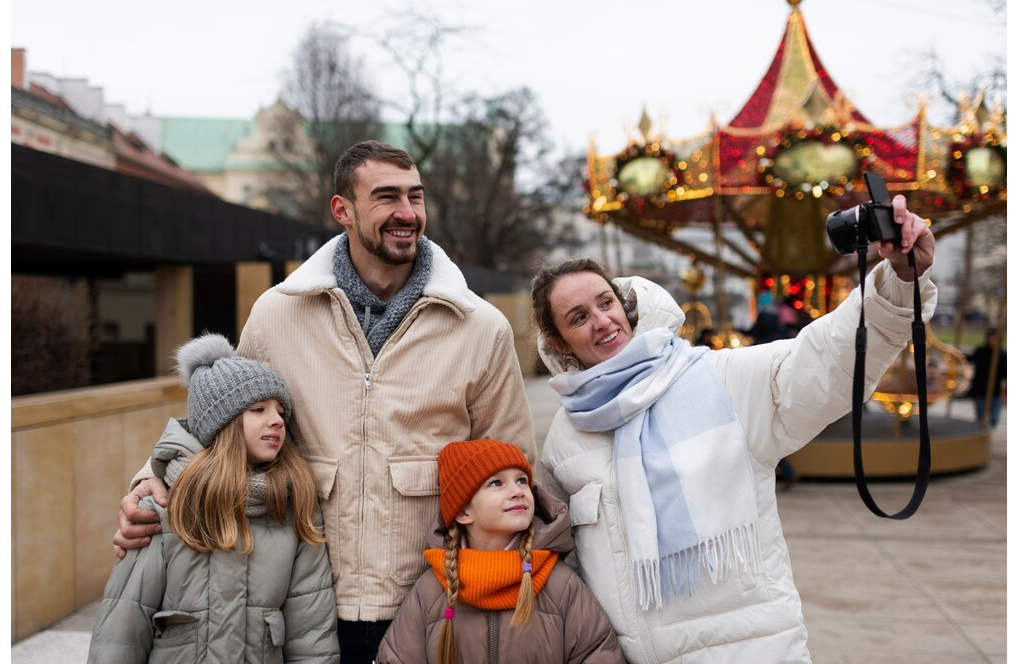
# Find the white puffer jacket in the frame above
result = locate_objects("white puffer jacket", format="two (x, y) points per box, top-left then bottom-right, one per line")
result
(538, 261), (936, 663)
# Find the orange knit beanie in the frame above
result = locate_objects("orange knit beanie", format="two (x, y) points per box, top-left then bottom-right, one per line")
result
(438, 440), (532, 527)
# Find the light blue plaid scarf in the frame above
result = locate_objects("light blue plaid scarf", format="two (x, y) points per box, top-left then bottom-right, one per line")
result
(551, 328), (762, 609)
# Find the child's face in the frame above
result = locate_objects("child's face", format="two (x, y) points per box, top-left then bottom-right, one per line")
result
(456, 468), (534, 550)
(242, 399), (287, 465)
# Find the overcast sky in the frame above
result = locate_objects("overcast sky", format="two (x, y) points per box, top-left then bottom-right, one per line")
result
(11, 0), (1007, 156)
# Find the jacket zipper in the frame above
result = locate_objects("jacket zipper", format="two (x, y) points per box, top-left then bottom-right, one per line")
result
(611, 463), (660, 664)
(488, 611), (499, 663)
(332, 290), (444, 617)
(332, 290), (374, 616)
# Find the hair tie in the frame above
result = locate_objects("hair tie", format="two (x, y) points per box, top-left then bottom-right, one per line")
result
(521, 562), (532, 574)
(444, 607), (455, 620)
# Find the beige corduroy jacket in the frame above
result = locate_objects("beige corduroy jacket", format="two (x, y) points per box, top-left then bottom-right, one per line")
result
(237, 236), (535, 622)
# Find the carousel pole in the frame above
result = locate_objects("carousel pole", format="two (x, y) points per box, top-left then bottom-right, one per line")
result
(600, 222), (609, 267)
(614, 224), (625, 275)
(709, 111), (730, 329)
(980, 280), (1006, 428)
(713, 196), (730, 330)
(587, 134), (611, 269)
(947, 227), (974, 418)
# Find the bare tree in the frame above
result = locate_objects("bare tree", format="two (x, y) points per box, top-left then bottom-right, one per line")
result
(907, 0), (1006, 323)
(266, 22), (382, 228)
(276, 18), (580, 276)
(423, 88), (584, 276)
(910, 49), (1006, 123)
(327, 13), (466, 170)
(909, 1), (1006, 123)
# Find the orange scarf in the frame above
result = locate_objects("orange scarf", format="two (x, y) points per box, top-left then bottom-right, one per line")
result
(423, 548), (559, 610)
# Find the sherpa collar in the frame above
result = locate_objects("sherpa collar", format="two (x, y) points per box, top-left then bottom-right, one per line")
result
(276, 235), (476, 314)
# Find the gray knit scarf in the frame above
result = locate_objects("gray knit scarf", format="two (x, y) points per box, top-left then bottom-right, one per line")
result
(164, 457), (274, 518)
(332, 233), (433, 356)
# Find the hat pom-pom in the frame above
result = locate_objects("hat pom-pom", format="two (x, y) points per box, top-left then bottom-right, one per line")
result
(176, 333), (237, 387)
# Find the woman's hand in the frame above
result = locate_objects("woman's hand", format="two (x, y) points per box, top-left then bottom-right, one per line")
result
(877, 195), (935, 281)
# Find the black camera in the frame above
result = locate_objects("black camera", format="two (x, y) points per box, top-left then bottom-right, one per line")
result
(826, 172), (901, 255)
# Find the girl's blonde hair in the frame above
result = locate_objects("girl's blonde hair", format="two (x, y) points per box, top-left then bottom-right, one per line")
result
(168, 416), (324, 554)
(436, 523), (537, 664)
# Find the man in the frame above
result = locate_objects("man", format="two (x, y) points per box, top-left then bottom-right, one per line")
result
(968, 328), (1006, 428)
(113, 141), (536, 662)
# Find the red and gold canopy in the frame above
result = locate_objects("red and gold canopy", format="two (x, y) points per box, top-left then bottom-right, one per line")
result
(584, 1), (1006, 278)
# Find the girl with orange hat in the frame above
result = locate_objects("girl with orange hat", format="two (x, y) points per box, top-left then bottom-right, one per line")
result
(375, 439), (624, 664)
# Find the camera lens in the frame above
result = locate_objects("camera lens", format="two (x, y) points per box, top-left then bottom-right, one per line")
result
(826, 207), (860, 255)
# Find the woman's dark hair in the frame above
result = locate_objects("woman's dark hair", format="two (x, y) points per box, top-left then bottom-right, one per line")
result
(530, 257), (634, 348)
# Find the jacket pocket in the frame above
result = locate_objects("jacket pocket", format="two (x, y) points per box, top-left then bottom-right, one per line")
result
(262, 609), (285, 663)
(388, 456), (440, 586)
(569, 482), (602, 525)
(150, 610), (199, 664)
(304, 455), (339, 501)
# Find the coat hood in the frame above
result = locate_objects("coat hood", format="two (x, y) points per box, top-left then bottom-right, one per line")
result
(538, 275), (686, 376)
(150, 418), (204, 487)
(425, 484), (574, 555)
(275, 234), (477, 314)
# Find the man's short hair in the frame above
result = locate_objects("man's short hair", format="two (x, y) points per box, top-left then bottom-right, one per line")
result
(333, 140), (417, 199)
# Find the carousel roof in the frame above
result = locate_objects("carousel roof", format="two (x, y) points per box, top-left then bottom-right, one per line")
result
(718, 4), (915, 189)
(728, 4), (868, 130)
(584, 0), (1005, 277)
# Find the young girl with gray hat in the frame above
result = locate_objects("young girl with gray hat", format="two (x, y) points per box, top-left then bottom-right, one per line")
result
(88, 333), (340, 663)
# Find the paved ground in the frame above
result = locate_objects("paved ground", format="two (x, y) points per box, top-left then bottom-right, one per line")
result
(13, 376), (1006, 663)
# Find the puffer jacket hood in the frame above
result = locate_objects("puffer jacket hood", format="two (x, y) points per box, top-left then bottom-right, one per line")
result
(538, 275), (685, 376)
(148, 418), (203, 488)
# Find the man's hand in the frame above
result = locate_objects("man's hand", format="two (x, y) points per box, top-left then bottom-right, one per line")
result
(112, 477), (168, 559)
(877, 195), (935, 281)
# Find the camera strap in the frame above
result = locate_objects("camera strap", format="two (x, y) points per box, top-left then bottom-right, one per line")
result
(852, 241), (931, 519)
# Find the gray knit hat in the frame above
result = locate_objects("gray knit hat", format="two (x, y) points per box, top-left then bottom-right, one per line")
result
(175, 333), (292, 446)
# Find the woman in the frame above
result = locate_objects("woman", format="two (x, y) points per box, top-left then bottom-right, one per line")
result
(531, 199), (935, 663)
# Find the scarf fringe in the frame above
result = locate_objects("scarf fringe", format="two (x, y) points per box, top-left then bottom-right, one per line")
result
(633, 522), (763, 610)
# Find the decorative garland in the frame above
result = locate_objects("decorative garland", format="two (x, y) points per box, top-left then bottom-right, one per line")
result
(756, 125), (871, 198)
(946, 135), (1006, 200)
(611, 143), (687, 213)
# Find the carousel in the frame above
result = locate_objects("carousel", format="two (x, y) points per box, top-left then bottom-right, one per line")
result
(582, 0), (1006, 477)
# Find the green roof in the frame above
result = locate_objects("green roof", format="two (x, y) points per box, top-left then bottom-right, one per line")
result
(159, 117), (447, 174)
(160, 117), (253, 173)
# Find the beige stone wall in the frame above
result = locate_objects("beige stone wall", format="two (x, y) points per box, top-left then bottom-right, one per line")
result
(485, 293), (538, 376)
(11, 377), (187, 642)
(236, 262), (272, 335)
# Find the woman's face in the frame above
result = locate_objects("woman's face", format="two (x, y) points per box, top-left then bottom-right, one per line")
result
(548, 271), (633, 368)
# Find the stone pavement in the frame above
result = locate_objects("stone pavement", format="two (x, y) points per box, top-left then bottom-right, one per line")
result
(12, 376), (1006, 663)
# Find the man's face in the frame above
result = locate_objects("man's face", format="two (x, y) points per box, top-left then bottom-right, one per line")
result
(331, 160), (427, 267)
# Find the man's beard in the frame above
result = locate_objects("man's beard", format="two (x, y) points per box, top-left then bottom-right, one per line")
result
(353, 217), (421, 266)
